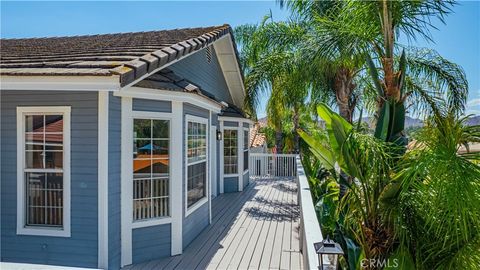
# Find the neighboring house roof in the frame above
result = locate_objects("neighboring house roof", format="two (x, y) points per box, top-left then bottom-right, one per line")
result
(249, 122), (267, 148)
(0, 24), (240, 88)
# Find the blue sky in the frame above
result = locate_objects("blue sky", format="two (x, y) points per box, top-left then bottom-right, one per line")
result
(1, 1), (478, 117)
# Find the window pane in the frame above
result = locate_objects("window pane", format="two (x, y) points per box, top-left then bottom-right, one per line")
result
(44, 115), (63, 133)
(152, 159), (169, 175)
(244, 150), (249, 171)
(134, 139), (151, 159)
(45, 151), (63, 169)
(152, 140), (169, 156)
(25, 115), (44, 132)
(26, 172), (63, 226)
(26, 151), (44, 169)
(134, 119), (151, 139)
(187, 162), (206, 207)
(152, 120), (169, 138)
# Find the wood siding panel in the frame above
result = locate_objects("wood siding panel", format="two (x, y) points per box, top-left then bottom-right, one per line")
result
(0, 91), (98, 268)
(169, 46), (233, 104)
(108, 93), (122, 269)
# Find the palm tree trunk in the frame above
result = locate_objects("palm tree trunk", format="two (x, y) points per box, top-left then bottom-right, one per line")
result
(334, 67), (355, 123)
(293, 106), (300, 153)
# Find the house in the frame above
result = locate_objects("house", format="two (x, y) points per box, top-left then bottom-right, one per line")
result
(0, 25), (252, 269)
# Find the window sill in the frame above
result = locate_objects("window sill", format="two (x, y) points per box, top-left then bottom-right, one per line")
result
(224, 173), (239, 177)
(17, 226), (70, 238)
(185, 197), (208, 217)
(132, 217), (172, 229)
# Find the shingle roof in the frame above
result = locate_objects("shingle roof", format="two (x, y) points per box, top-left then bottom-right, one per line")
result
(0, 25), (232, 86)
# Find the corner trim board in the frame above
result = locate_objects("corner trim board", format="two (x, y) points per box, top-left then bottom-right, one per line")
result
(98, 91), (109, 269)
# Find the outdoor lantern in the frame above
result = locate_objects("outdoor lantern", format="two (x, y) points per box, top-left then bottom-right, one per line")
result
(314, 236), (344, 270)
(216, 130), (222, 141)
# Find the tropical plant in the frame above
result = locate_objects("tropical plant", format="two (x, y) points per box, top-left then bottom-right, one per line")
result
(383, 106), (480, 269)
(300, 102), (480, 269)
(299, 103), (396, 268)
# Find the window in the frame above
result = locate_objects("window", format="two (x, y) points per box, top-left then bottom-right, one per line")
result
(17, 107), (70, 237)
(243, 129), (249, 171)
(186, 117), (208, 210)
(133, 119), (170, 221)
(224, 129), (238, 175)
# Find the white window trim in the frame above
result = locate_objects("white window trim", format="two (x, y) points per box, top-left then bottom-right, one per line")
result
(16, 106), (71, 237)
(131, 110), (173, 229)
(185, 114), (209, 217)
(223, 126), (239, 177)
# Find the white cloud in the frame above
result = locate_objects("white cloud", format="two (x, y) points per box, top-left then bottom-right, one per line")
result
(467, 98), (480, 107)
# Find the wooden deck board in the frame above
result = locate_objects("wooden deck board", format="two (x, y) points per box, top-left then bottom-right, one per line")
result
(124, 178), (302, 270)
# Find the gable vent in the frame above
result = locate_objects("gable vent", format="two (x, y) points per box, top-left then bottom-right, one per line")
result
(206, 46), (212, 63)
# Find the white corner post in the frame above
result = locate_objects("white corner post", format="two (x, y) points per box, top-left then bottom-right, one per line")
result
(208, 113), (212, 224)
(238, 122), (244, 192)
(121, 97), (133, 267)
(98, 92), (109, 269)
(171, 101), (183, 255)
(219, 120), (224, 194)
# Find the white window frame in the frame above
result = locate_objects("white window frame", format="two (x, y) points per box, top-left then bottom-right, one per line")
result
(243, 127), (250, 175)
(185, 114), (209, 217)
(131, 111), (173, 229)
(16, 106), (71, 237)
(223, 126), (239, 177)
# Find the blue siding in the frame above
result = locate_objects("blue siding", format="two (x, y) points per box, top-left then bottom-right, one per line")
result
(182, 103), (210, 248)
(108, 93), (121, 269)
(224, 121), (238, 127)
(132, 98), (171, 113)
(243, 172), (250, 189)
(224, 177), (239, 193)
(0, 91), (98, 268)
(132, 224), (171, 264)
(243, 122), (250, 128)
(169, 46), (233, 104)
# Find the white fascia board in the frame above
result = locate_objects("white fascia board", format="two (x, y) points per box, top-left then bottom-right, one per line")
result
(213, 34), (246, 108)
(115, 86), (222, 113)
(0, 75), (121, 91)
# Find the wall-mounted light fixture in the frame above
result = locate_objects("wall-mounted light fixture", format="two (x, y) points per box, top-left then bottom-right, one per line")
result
(216, 130), (222, 141)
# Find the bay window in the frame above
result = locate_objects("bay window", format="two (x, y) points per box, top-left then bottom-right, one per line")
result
(186, 116), (208, 211)
(133, 119), (170, 221)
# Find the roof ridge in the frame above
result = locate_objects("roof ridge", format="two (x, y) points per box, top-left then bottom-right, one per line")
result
(0, 24), (230, 41)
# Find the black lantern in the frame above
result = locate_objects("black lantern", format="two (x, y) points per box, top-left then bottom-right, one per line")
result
(216, 130), (222, 141)
(314, 236), (344, 270)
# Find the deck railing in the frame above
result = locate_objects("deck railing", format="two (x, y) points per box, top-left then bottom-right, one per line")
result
(296, 156), (323, 270)
(249, 153), (297, 178)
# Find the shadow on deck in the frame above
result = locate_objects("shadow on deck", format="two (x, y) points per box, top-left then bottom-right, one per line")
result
(123, 178), (303, 270)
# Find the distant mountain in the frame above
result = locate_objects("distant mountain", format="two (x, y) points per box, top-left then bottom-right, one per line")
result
(465, 115), (480, 126)
(358, 116), (423, 129)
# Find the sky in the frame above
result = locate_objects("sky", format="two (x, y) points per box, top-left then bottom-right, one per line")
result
(1, 1), (479, 117)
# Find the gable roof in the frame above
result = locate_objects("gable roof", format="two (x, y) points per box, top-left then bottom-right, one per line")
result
(0, 24), (239, 88)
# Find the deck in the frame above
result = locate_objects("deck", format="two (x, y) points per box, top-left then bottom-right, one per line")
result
(124, 177), (303, 270)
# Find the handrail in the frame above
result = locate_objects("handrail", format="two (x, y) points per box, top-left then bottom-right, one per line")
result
(296, 156), (323, 270)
